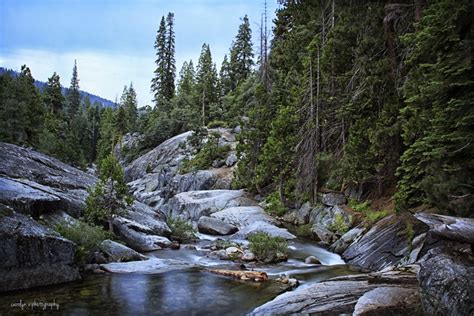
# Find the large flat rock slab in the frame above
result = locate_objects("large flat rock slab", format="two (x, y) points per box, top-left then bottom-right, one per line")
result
(353, 287), (421, 315)
(415, 213), (474, 245)
(0, 177), (62, 214)
(0, 142), (96, 217)
(165, 190), (256, 221)
(250, 271), (419, 315)
(0, 142), (96, 190)
(231, 221), (296, 240)
(125, 131), (193, 182)
(211, 206), (276, 228)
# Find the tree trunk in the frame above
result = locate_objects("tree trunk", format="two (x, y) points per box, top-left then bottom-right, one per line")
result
(202, 89), (206, 127)
(108, 218), (114, 233)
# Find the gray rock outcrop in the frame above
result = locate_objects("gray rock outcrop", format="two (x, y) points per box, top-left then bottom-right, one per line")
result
(125, 131), (193, 182)
(329, 225), (366, 254)
(353, 287), (422, 316)
(211, 206), (276, 228)
(310, 205), (352, 231)
(231, 221), (296, 240)
(342, 214), (429, 271)
(0, 211), (80, 292)
(113, 132), (144, 164)
(165, 190), (255, 221)
(112, 216), (172, 252)
(282, 202), (312, 225)
(321, 191), (347, 206)
(130, 168), (233, 208)
(415, 212), (474, 246)
(418, 248), (474, 316)
(99, 240), (145, 262)
(111, 201), (171, 252)
(0, 142), (96, 217)
(197, 216), (238, 235)
(250, 270), (419, 315)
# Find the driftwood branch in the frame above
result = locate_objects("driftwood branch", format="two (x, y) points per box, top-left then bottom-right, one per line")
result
(208, 269), (268, 282)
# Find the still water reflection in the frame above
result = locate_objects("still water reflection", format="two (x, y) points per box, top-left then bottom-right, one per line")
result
(1, 269), (289, 315)
(0, 240), (359, 315)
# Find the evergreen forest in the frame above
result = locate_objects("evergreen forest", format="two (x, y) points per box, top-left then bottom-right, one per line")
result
(1, 0), (473, 217)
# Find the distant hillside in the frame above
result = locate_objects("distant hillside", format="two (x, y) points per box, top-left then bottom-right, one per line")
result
(0, 67), (115, 107)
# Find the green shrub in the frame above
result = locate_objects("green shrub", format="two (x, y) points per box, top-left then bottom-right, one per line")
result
(349, 198), (390, 226)
(348, 199), (371, 213)
(365, 210), (389, 224)
(248, 232), (288, 262)
(167, 218), (197, 243)
(55, 221), (112, 263)
(214, 239), (238, 250)
(328, 213), (350, 234)
(404, 219), (415, 251)
(207, 120), (227, 128)
(179, 133), (231, 174)
(146, 163), (153, 173)
(264, 192), (287, 216)
(187, 127), (208, 149)
(295, 224), (313, 238)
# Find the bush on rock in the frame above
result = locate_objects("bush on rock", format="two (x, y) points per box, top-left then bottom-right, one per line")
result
(248, 231), (288, 263)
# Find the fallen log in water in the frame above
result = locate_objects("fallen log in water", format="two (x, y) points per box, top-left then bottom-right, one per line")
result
(208, 269), (268, 282)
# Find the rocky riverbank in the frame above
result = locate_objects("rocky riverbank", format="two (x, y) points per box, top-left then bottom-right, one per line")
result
(1, 129), (473, 315)
(251, 200), (474, 315)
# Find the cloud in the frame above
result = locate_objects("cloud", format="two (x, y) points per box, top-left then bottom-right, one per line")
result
(1, 1), (281, 106)
(1, 49), (156, 106)
(1, 45), (236, 107)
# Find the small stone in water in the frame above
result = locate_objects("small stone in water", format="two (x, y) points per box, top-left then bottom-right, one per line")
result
(217, 250), (228, 260)
(242, 251), (256, 262)
(304, 256), (321, 264)
(225, 246), (240, 255)
(288, 278), (299, 288)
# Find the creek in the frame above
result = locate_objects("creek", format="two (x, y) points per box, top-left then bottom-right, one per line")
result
(0, 237), (360, 315)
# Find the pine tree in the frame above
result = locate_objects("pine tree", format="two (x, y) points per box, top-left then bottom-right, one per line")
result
(96, 107), (116, 163)
(229, 15), (254, 90)
(395, 0), (474, 216)
(0, 70), (27, 144)
(66, 60), (81, 117)
(173, 60), (198, 130)
(125, 83), (138, 132)
(219, 54), (232, 97)
(151, 12), (176, 109)
(164, 12), (176, 100)
(43, 72), (64, 115)
(115, 105), (128, 137)
(82, 97), (101, 163)
(39, 72), (66, 160)
(195, 43), (218, 126)
(151, 16), (167, 108)
(85, 153), (132, 232)
(177, 61), (195, 95)
(64, 60), (86, 167)
(16, 66), (43, 145)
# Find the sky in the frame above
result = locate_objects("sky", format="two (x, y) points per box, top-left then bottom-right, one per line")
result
(0, 0), (279, 106)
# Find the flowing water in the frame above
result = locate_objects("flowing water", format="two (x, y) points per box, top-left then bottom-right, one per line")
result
(0, 239), (360, 315)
